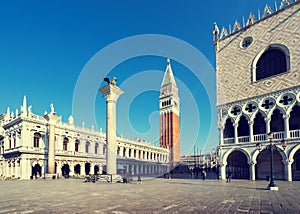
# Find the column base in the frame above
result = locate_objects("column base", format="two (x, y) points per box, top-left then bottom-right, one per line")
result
(44, 173), (58, 180)
(98, 174), (123, 183)
(267, 186), (279, 191)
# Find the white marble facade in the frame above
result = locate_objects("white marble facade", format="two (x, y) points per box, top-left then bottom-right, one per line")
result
(0, 98), (169, 180)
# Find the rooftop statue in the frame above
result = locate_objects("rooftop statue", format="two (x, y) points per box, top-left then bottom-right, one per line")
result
(104, 77), (117, 86)
(50, 103), (55, 114)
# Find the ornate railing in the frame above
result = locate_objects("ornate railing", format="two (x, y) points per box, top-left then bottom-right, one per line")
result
(290, 130), (300, 139)
(238, 136), (249, 143)
(224, 130), (300, 145)
(224, 138), (234, 144)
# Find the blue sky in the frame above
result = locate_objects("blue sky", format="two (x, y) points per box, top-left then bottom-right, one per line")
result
(0, 0), (276, 155)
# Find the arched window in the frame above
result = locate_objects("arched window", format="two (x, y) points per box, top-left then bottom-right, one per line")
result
(95, 143), (99, 154)
(63, 137), (69, 151)
(253, 44), (289, 81)
(75, 139), (80, 152)
(85, 141), (90, 153)
(34, 132), (41, 148)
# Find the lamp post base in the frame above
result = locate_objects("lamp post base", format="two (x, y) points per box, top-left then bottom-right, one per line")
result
(267, 185), (279, 191)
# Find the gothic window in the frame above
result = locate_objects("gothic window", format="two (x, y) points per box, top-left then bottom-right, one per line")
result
(75, 139), (80, 152)
(290, 105), (300, 130)
(279, 95), (294, 106)
(63, 137), (69, 151)
(85, 141), (90, 153)
(237, 115), (249, 137)
(255, 45), (289, 81)
(270, 109), (284, 132)
(241, 37), (253, 49)
(253, 112), (266, 135)
(224, 118), (234, 138)
(95, 143), (99, 154)
(230, 106), (241, 116)
(33, 132), (41, 148)
(245, 103), (257, 113)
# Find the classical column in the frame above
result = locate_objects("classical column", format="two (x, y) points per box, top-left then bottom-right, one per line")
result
(44, 109), (60, 175)
(220, 163), (226, 180)
(249, 121), (254, 143)
(265, 117), (271, 134)
(234, 123), (238, 144)
(219, 127), (224, 145)
(284, 114), (290, 139)
(249, 161), (256, 181)
(99, 80), (124, 175)
(283, 159), (293, 181)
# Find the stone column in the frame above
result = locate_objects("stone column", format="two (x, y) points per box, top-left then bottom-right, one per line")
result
(249, 161), (256, 181)
(219, 127), (224, 145)
(265, 118), (271, 134)
(44, 112), (60, 175)
(99, 82), (124, 175)
(219, 163), (226, 180)
(283, 159), (293, 181)
(284, 114), (290, 139)
(249, 121), (254, 143)
(234, 123), (238, 144)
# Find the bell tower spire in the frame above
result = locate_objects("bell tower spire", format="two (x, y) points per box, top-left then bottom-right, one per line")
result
(159, 58), (180, 166)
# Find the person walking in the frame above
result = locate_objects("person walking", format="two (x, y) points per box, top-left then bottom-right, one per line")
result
(226, 169), (232, 183)
(137, 173), (142, 184)
(202, 170), (206, 180)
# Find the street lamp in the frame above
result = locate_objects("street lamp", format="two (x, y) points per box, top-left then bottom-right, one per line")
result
(256, 132), (288, 191)
(266, 132), (278, 191)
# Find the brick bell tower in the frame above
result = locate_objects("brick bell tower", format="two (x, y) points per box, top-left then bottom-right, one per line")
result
(160, 58), (180, 166)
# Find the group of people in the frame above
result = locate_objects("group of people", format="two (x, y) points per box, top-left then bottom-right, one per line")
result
(200, 169), (232, 183)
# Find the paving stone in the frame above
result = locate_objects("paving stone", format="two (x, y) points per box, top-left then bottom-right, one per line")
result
(0, 179), (299, 213)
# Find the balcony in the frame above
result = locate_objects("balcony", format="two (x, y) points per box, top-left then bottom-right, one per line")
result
(223, 129), (300, 145)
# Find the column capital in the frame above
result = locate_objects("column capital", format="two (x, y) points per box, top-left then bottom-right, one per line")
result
(99, 84), (124, 102)
(282, 159), (293, 165)
(248, 120), (254, 125)
(248, 161), (256, 165)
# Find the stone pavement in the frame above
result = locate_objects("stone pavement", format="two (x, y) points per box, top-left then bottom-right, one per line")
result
(0, 178), (299, 213)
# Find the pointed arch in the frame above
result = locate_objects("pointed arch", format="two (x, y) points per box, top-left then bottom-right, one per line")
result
(270, 109), (284, 132)
(253, 111), (266, 135)
(251, 44), (290, 82)
(289, 144), (300, 162)
(289, 105), (300, 131)
(224, 118), (234, 138)
(238, 115), (250, 137)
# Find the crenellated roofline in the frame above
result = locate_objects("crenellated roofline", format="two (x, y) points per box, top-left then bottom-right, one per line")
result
(213, 0), (300, 43)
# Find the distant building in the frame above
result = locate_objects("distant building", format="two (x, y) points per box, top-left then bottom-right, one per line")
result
(180, 154), (215, 170)
(214, 0), (300, 181)
(0, 97), (169, 180)
(159, 58), (181, 166)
